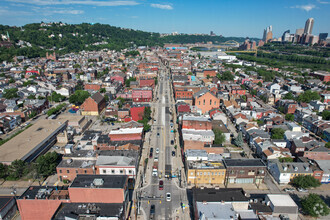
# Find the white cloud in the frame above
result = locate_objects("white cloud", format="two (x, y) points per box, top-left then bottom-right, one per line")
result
(53, 9), (84, 14)
(291, 4), (316, 12)
(5, 0), (139, 7)
(150, 3), (173, 10)
(317, 0), (330, 4)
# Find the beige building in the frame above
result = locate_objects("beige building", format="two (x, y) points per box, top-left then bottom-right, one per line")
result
(187, 161), (226, 188)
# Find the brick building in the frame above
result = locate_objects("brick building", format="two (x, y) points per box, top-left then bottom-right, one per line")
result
(80, 92), (106, 116)
(109, 127), (143, 141)
(224, 159), (267, 184)
(84, 83), (101, 91)
(193, 89), (220, 114)
(130, 104), (148, 121)
(132, 88), (153, 102)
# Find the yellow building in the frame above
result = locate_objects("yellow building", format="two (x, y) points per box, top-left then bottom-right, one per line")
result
(187, 161), (226, 187)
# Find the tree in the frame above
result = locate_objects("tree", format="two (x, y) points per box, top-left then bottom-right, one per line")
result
(69, 90), (90, 105)
(301, 194), (329, 217)
(3, 88), (18, 99)
(116, 97), (125, 108)
(257, 82), (262, 87)
(99, 88), (106, 93)
(285, 114), (294, 121)
(234, 131), (244, 147)
(291, 175), (321, 189)
(217, 71), (234, 81)
(8, 160), (27, 180)
(297, 90), (320, 103)
(271, 128), (285, 139)
(48, 92), (66, 102)
(27, 94), (36, 99)
(125, 77), (136, 87)
(283, 92), (295, 100)
(279, 157), (293, 162)
(325, 142), (330, 148)
(321, 110), (330, 120)
(0, 163), (8, 179)
(35, 152), (59, 177)
(29, 111), (37, 119)
(213, 129), (226, 145)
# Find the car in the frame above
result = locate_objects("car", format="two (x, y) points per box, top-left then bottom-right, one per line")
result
(154, 155), (158, 162)
(170, 140), (174, 145)
(149, 152), (153, 158)
(171, 151), (175, 156)
(150, 204), (155, 219)
(157, 133), (160, 136)
(159, 180), (164, 190)
(284, 188), (295, 192)
(298, 188), (308, 192)
(150, 148), (154, 153)
(156, 148), (159, 154)
(166, 192), (171, 201)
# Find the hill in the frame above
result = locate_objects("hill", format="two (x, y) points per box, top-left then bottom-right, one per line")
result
(0, 22), (252, 62)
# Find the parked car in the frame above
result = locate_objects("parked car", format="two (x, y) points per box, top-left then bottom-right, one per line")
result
(159, 180), (164, 190)
(154, 155), (158, 162)
(298, 188), (308, 192)
(284, 188), (295, 192)
(150, 205), (155, 219)
(171, 151), (175, 156)
(156, 148), (159, 154)
(150, 148), (154, 153)
(149, 152), (153, 158)
(170, 140), (174, 145)
(166, 192), (171, 201)
(157, 133), (160, 136)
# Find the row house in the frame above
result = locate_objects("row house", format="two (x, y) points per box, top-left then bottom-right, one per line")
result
(139, 78), (155, 88)
(291, 138), (329, 160)
(224, 159), (267, 184)
(182, 129), (215, 152)
(268, 161), (314, 185)
(181, 114), (212, 130)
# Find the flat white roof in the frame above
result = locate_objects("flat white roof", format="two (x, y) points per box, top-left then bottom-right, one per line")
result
(109, 127), (143, 135)
(267, 194), (297, 207)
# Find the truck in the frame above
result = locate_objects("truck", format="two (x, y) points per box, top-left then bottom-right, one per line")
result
(152, 162), (158, 176)
(165, 165), (172, 179)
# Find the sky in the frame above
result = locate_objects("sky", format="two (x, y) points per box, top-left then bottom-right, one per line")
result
(0, 0), (329, 38)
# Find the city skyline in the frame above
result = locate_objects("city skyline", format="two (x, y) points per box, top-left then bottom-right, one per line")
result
(0, 0), (329, 38)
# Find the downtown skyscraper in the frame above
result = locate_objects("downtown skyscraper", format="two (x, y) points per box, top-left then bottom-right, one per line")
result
(304, 18), (314, 34)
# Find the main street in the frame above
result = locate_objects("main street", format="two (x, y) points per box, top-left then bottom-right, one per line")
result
(134, 63), (189, 220)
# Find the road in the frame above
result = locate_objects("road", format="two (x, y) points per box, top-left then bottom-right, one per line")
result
(135, 64), (188, 220)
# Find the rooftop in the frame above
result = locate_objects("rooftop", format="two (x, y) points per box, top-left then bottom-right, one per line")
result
(196, 202), (236, 220)
(267, 194), (298, 207)
(224, 159), (266, 167)
(70, 175), (128, 189)
(192, 187), (249, 202)
(20, 186), (69, 200)
(52, 202), (124, 220)
(0, 119), (67, 164)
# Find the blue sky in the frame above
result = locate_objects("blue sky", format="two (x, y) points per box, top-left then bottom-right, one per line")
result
(0, 0), (329, 38)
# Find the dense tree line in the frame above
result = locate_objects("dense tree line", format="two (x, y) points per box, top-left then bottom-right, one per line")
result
(0, 22), (253, 62)
(261, 42), (330, 58)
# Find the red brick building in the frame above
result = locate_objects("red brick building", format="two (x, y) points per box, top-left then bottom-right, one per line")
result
(109, 127), (143, 141)
(68, 175), (129, 205)
(111, 73), (126, 84)
(203, 69), (217, 78)
(80, 92), (106, 116)
(132, 88), (153, 102)
(84, 83), (101, 91)
(56, 159), (95, 182)
(139, 78), (155, 88)
(17, 186), (70, 220)
(175, 90), (193, 100)
(130, 105), (148, 121)
(182, 115), (212, 130)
